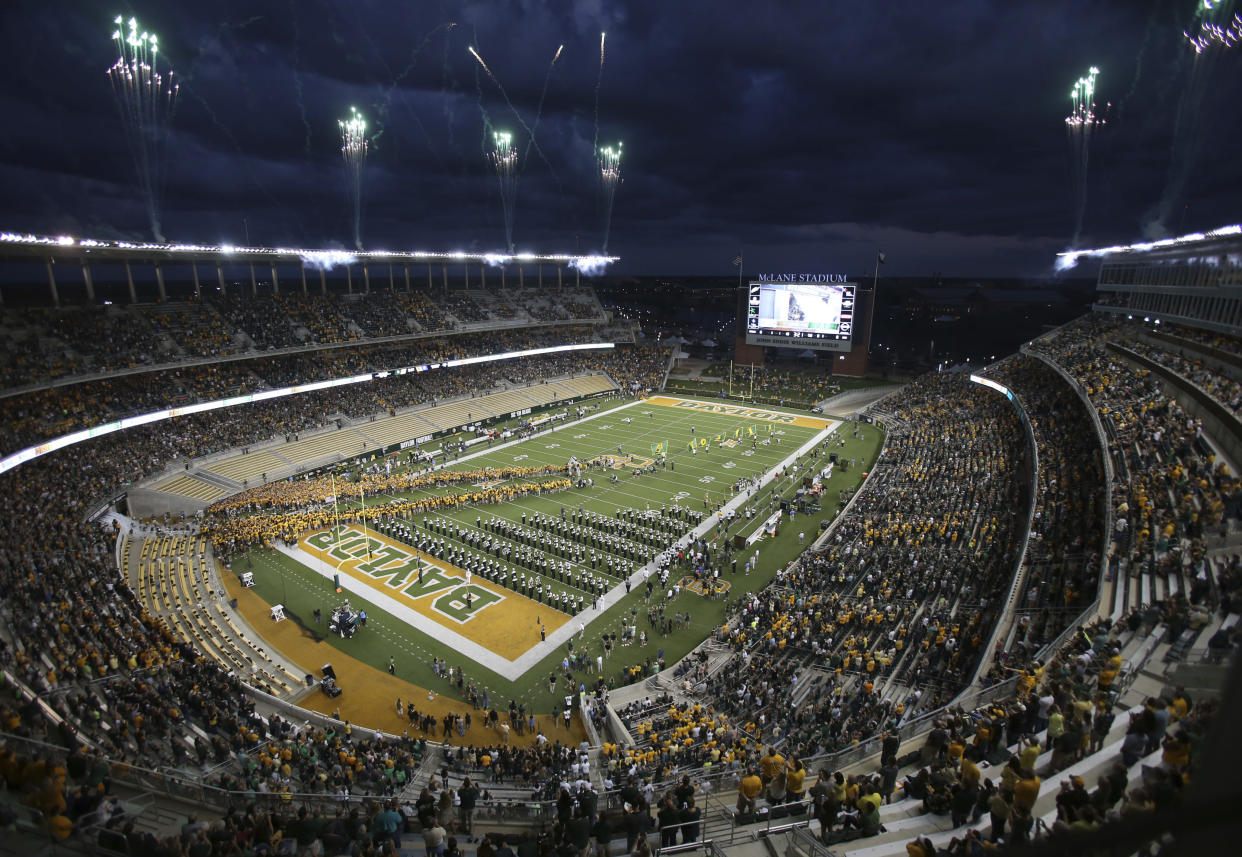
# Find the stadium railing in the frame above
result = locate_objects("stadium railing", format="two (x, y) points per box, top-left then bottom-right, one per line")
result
(653, 837), (718, 857)
(0, 727), (564, 826)
(808, 415), (889, 554)
(659, 348), (676, 392)
(968, 374), (1040, 683)
(604, 673), (1021, 804)
(579, 692), (603, 747)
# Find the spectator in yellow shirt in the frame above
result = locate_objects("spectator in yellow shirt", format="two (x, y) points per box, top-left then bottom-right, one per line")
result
(737, 769), (762, 815)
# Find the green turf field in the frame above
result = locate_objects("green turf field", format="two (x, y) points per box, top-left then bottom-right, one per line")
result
(238, 395), (884, 711)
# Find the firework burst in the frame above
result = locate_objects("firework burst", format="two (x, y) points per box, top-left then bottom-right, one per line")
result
(1185, 0), (1240, 54)
(598, 142), (623, 254)
(1064, 66), (1106, 246)
(107, 14), (179, 242)
(490, 131), (518, 252)
(339, 106), (368, 250)
(1148, 0), (1236, 235)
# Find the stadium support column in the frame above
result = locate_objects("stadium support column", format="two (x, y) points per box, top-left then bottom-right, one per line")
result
(346, 266), (353, 295)
(319, 269), (327, 296)
(154, 263), (167, 302)
(300, 263), (308, 295)
(501, 266), (506, 288)
(388, 263), (395, 291)
(362, 264), (371, 294)
(404, 264), (411, 292)
(249, 263), (257, 297)
(519, 265), (524, 287)
(125, 260), (138, 303)
(45, 258), (60, 307)
(441, 264), (448, 291)
(270, 263), (280, 296)
(575, 267), (580, 287)
(464, 264), (470, 288)
(190, 262), (201, 299)
(215, 263), (226, 298)
(81, 260), (96, 302)
(538, 264), (543, 288)
(480, 263), (486, 289)
(427, 264), (433, 290)
(557, 265), (563, 288)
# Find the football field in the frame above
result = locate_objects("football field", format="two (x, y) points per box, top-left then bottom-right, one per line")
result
(236, 394), (882, 720)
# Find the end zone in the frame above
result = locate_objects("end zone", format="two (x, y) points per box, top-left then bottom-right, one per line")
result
(644, 395), (834, 429)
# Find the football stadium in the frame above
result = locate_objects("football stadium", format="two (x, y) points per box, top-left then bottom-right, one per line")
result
(1, 4), (1240, 857)
(2, 225), (1239, 856)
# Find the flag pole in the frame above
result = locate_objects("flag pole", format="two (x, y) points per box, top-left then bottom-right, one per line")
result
(865, 252), (883, 374)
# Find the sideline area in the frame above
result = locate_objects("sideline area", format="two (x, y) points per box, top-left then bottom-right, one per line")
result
(218, 567), (587, 747)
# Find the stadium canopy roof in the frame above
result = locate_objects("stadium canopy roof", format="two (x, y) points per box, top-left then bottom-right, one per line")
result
(1056, 223), (1240, 270)
(0, 230), (618, 269)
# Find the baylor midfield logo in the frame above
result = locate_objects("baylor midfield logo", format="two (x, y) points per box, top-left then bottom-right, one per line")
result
(305, 527), (504, 624)
(671, 400), (798, 423)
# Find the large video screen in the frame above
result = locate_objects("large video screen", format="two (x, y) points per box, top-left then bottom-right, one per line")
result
(745, 280), (856, 351)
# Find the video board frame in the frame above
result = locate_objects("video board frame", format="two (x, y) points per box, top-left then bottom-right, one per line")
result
(744, 279), (856, 352)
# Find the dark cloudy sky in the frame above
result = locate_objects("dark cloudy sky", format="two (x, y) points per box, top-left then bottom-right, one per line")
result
(0, 0), (1238, 276)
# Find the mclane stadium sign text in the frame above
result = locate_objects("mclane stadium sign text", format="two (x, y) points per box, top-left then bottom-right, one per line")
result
(756, 273), (849, 283)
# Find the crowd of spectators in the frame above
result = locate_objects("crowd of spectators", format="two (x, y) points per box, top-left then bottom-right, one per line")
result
(215, 296), (302, 351)
(398, 292), (448, 332)
(1123, 334), (1242, 414)
(520, 289), (603, 323)
(0, 313), (84, 386)
(341, 293), (413, 339)
(0, 306), (161, 385)
(555, 291), (604, 321)
(442, 294), (488, 325)
(616, 371), (1028, 774)
(3, 302), (1236, 853)
(1, 733), (443, 854)
(0, 326), (658, 456)
(0, 287), (612, 392)
(0, 343), (665, 492)
(898, 613), (1212, 854)
(984, 354), (1107, 652)
(43, 306), (163, 371)
(0, 332), (664, 847)
(1029, 316), (1241, 602)
(277, 294), (356, 344)
(145, 301), (241, 361)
